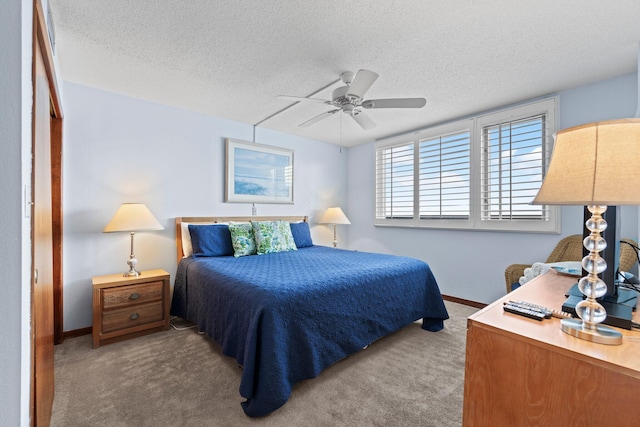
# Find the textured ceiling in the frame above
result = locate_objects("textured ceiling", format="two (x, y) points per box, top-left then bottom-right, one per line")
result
(49, 0), (640, 147)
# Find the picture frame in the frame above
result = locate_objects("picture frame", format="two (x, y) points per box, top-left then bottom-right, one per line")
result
(225, 138), (294, 204)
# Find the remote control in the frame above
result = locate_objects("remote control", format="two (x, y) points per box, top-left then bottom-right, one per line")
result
(509, 300), (552, 318)
(510, 300), (573, 319)
(503, 302), (546, 321)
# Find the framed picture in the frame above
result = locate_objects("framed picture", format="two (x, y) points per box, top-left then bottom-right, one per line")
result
(225, 139), (294, 204)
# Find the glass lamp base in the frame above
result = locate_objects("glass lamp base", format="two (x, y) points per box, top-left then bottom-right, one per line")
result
(560, 318), (622, 345)
(123, 256), (140, 277)
(123, 269), (141, 277)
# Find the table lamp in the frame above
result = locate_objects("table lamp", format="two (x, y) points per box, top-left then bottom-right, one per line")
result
(103, 203), (164, 277)
(319, 207), (351, 248)
(532, 118), (640, 345)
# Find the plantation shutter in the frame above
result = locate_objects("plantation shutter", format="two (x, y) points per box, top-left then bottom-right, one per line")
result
(419, 131), (471, 219)
(481, 114), (552, 221)
(375, 142), (414, 219)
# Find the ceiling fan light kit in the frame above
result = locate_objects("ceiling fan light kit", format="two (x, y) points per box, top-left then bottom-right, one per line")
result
(279, 69), (427, 130)
(339, 71), (354, 85)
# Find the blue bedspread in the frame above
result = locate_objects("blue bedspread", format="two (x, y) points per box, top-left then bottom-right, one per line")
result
(170, 245), (448, 417)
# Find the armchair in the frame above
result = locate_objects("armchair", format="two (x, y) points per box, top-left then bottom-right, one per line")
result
(504, 235), (638, 293)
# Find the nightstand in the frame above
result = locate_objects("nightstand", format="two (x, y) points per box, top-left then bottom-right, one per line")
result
(92, 269), (170, 348)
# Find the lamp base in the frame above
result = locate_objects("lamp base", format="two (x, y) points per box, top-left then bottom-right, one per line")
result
(563, 284), (636, 329)
(560, 318), (622, 345)
(123, 269), (141, 277)
(123, 256), (140, 277)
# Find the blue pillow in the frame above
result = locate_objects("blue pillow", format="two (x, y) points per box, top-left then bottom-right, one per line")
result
(188, 224), (233, 257)
(290, 221), (313, 248)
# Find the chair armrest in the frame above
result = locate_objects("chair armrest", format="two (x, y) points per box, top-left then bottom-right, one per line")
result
(504, 263), (531, 293)
(619, 238), (639, 272)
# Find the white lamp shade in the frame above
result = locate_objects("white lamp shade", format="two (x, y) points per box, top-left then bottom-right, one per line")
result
(533, 118), (640, 205)
(103, 203), (164, 233)
(318, 207), (351, 225)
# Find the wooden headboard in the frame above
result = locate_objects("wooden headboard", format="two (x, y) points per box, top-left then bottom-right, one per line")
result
(175, 215), (309, 264)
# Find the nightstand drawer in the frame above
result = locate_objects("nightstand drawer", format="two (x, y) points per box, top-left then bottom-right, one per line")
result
(102, 281), (163, 310)
(101, 301), (164, 333)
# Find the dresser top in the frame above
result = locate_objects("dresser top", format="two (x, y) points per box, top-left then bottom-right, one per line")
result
(469, 271), (640, 378)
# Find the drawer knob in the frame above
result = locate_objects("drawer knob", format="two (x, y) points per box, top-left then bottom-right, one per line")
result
(129, 293), (140, 300)
(130, 313), (139, 320)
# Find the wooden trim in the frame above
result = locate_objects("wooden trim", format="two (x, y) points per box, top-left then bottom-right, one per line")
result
(34, 1), (64, 345)
(62, 327), (92, 340)
(32, 3), (64, 425)
(34, 1), (63, 118)
(175, 215), (309, 264)
(51, 117), (63, 344)
(442, 294), (486, 309)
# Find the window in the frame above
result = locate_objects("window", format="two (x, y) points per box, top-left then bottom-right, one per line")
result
(481, 115), (546, 221)
(375, 98), (558, 232)
(375, 142), (414, 219)
(419, 130), (471, 220)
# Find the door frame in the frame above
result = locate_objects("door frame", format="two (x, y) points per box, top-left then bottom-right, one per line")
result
(32, 1), (64, 425)
(33, 0), (63, 345)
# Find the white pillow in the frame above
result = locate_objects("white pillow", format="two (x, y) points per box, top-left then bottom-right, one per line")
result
(181, 222), (194, 257)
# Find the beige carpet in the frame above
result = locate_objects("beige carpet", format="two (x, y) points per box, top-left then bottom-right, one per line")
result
(51, 301), (477, 427)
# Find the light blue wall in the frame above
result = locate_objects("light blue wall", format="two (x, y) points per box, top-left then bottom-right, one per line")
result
(1, 1), (33, 425)
(346, 73), (639, 304)
(61, 82), (348, 331)
(61, 72), (639, 322)
(6, 3), (638, 423)
(560, 73), (637, 127)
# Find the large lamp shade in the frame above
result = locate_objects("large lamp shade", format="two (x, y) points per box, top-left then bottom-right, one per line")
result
(104, 203), (164, 277)
(319, 207), (351, 248)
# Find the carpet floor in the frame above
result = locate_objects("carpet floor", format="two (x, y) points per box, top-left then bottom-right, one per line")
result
(51, 300), (478, 427)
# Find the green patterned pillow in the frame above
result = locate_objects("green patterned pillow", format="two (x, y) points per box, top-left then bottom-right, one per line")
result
(228, 222), (257, 257)
(251, 220), (297, 254)
(276, 220), (297, 251)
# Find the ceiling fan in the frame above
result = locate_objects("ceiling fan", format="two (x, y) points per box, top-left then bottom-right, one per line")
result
(278, 69), (426, 130)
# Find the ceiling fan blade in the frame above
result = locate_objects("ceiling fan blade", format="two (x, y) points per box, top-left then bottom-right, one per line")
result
(346, 69), (379, 99)
(351, 111), (376, 130)
(299, 109), (340, 127)
(278, 95), (329, 104)
(361, 98), (427, 109)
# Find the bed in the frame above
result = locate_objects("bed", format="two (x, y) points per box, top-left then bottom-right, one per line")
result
(170, 216), (449, 417)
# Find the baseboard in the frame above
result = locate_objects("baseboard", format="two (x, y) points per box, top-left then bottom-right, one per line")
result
(442, 294), (486, 309)
(62, 326), (92, 341)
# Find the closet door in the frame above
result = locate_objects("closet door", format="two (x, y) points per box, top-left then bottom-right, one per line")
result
(32, 28), (55, 427)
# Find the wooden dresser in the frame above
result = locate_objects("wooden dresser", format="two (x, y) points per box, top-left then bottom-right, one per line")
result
(92, 269), (170, 348)
(463, 271), (640, 426)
